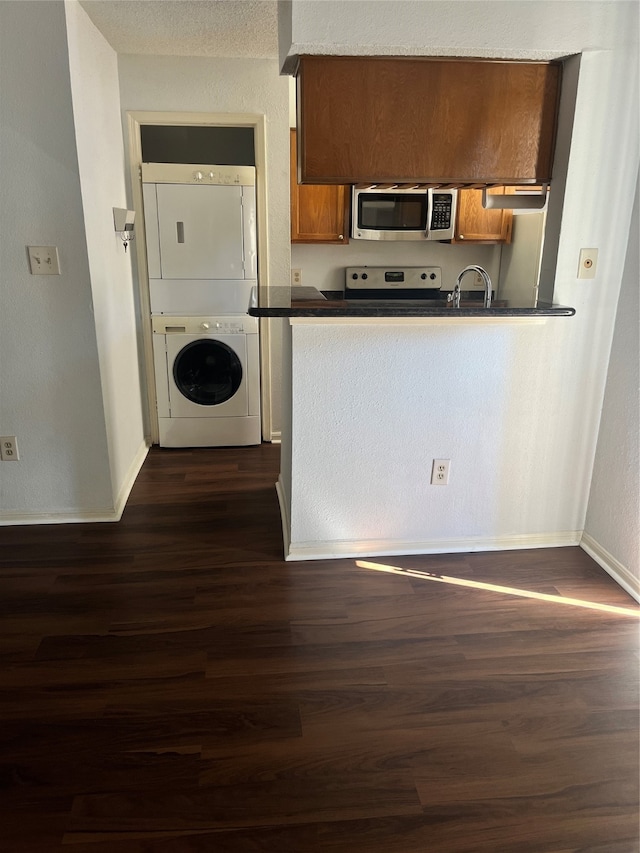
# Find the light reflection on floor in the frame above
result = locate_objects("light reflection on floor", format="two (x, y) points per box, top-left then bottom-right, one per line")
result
(355, 559), (640, 618)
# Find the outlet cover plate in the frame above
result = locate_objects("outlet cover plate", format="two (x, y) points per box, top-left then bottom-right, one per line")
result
(431, 458), (450, 485)
(0, 436), (19, 461)
(578, 248), (598, 279)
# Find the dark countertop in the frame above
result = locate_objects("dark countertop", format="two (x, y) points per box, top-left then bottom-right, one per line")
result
(248, 287), (576, 318)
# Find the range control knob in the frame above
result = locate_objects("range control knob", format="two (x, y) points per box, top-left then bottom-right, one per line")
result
(421, 273), (427, 280)
(200, 322), (210, 330)
(362, 273), (368, 280)
(194, 171), (204, 182)
(352, 273), (358, 280)
(430, 273), (437, 280)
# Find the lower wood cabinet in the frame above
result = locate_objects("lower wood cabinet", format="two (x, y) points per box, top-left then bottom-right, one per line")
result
(454, 187), (513, 244)
(290, 130), (349, 244)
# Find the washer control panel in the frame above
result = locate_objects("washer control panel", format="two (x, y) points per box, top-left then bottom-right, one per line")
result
(152, 315), (258, 335)
(346, 266), (442, 290)
(198, 320), (245, 333)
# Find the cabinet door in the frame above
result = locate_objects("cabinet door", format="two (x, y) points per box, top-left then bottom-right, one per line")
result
(454, 188), (513, 244)
(290, 130), (348, 244)
(297, 57), (561, 185)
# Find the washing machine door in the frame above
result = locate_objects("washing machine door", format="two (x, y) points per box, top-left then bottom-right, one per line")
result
(167, 334), (249, 417)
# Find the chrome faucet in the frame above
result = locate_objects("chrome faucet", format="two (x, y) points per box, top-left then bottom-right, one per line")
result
(448, 281), (462, 308)
(452, 265), (493, 309)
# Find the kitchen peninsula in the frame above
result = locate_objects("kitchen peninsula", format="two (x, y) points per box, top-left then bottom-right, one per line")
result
(250, 287), (575, 562)
(249, 287), (575, 319)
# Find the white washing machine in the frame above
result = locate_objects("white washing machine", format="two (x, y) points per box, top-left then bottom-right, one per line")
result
(152, 315), (260, 448)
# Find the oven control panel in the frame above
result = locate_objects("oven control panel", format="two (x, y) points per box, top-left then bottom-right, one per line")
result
(345, 266), (442, 291)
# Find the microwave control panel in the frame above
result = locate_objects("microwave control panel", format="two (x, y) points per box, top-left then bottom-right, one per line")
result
(430, 193), (454, 231)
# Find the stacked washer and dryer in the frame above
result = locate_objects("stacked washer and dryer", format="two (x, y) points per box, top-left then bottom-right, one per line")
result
(142, 163), (261, 448)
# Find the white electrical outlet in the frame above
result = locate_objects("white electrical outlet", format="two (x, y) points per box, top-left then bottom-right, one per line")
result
(0, 436), (20, 461)
(431, 459), (450, 485)
(27, 246), (61, 275)
(578, 248), (598, 279)
(291, 268), (302, 285)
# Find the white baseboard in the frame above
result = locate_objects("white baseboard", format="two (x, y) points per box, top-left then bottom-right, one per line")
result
(580, 533), (640, 603)
(0, 440), (149, 527)
(0, 510), (123, 526)
(113, 440), (150, 520)
(275, 475), (291, 559)
(285, 531), (582, 562)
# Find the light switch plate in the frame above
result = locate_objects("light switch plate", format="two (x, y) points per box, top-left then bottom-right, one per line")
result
(27, 246), (60, 275)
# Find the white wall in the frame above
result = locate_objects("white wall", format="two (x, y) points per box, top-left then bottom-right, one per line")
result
(282, 0), (635, 68)
(583, 174), (639, 597)
(279, 1), (640, 574)
(117, 55), (291, 436)
(0, 0), (114, 521)
(65, 1), (147, 505)
(286, 318), (579, 557)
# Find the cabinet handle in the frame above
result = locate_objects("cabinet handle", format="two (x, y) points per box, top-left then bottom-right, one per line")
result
(176, 222), (185, 243)
(338, 234), (344, 240)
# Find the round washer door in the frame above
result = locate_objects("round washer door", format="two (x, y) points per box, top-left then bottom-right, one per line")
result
(173, 339), (242, 406)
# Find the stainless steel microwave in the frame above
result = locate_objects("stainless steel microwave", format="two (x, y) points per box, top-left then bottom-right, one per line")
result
(351, 187), (457, 241)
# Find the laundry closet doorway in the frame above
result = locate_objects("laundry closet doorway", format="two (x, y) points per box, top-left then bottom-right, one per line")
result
(126, 111), (273, 445)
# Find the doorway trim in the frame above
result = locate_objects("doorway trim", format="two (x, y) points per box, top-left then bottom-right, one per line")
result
(126, 110), (273, 445)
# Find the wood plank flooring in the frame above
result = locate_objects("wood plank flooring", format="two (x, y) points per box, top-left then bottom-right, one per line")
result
(0, 443), (638, 852)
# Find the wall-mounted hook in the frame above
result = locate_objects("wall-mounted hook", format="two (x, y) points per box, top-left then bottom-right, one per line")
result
(113, 208), (135, 253)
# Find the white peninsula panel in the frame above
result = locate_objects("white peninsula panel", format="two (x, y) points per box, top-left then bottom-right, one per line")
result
(278, 317), (584, 561)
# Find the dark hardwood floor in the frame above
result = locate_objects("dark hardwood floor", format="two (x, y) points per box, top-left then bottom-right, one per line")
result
(0, 443), (638, 852)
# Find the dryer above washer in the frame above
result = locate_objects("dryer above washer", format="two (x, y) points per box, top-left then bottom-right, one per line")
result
(142, 163), (257, 316)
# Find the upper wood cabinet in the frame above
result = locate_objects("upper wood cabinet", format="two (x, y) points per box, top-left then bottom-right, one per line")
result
(296, 56), (562, 186)
(290, 130), (349, 243)
(454, 188), (513, 244)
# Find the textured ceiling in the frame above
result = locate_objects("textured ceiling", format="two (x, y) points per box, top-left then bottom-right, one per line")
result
(79, 0), (279, 58)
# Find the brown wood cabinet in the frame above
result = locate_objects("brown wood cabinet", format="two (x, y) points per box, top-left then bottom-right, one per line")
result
(296, 56), (561, 185)
(454, 187), (513, 243)
(290, 129), (349, 243)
